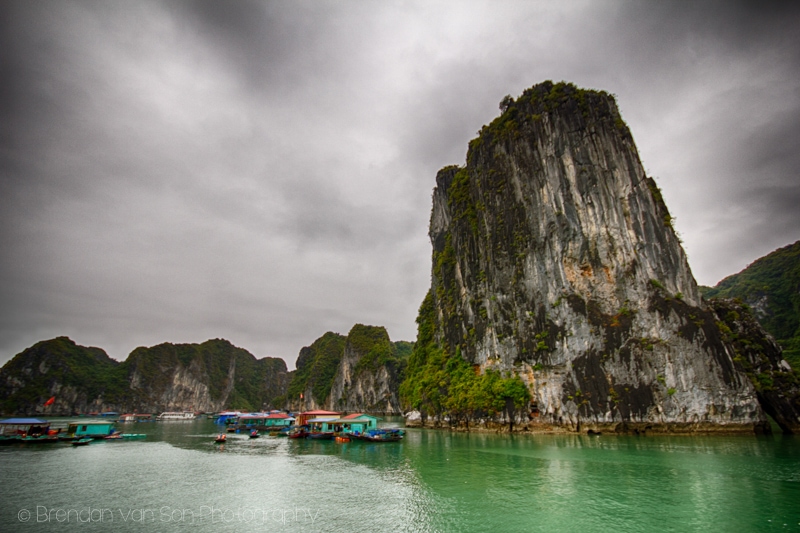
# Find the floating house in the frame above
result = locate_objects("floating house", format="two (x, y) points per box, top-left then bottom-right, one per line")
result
(215, 411), (242, 425)
(331, 413), (380, 436)
(0, 418), (52, 437)
(67, 422), (117, 438)
(296, 410), (340, 427)
(238, 413), (295, 430)
(307, 416), (340, 434)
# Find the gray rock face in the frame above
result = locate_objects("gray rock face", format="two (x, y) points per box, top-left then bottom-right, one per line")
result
(284, 326), (405, 414)
(709, 298), (800, 433)
(327, 335), (402, 414)
(0, 337), (288, 415)
(428, 82), (765, 432)
(127, 356), (232, 413)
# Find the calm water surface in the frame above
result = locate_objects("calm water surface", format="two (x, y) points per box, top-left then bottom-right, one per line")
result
(1, 418), (798, 532)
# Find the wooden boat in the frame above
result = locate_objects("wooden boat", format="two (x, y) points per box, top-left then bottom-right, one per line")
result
(106, 433), (146, 440)
(287, 427), (308, 439)
(307, 431), (334, 440)
(363, 433), (402, 442)
(214, 434), (227, 443)
(19, 435), (59, 444)
(351, 429), (404, 442)
(72, 437), (93, 446)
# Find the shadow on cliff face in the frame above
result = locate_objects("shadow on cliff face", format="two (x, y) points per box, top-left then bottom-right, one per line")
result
(710, 298), (800, 434)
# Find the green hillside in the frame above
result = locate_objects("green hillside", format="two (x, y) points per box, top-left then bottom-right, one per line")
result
(0, 337), (288, 414)
(0, 337), (130, 413)
(124, 338), (286, 410)
(285, 328), (413, 407)
(286, 332), (347, 405)
(703, 241), (800, 367)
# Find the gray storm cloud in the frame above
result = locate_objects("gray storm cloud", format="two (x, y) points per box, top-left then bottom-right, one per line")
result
(1, 0), (799, 366)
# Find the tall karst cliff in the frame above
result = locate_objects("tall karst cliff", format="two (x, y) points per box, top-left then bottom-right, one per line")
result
(409, 81), (774, 433)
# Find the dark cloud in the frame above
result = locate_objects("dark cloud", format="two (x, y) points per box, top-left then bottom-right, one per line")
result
(1, 1), (798, 366)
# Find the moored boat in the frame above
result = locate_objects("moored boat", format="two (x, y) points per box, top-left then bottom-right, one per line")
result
(20, 435), (59, 444)
(351, 429), (404, 442)
(72, 437), (93, 446)
(157, 411), (197, 421)
(307, 431), (334, 440)
(287, 427), (308, 439)
(106, 433), (146, 440)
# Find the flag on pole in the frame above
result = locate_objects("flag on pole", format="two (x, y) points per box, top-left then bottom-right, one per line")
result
(44, 396), (55, 406)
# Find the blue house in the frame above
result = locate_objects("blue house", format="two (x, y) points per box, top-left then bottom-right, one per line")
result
(67, 422), (116, 438)
(329, 413), (381, 435)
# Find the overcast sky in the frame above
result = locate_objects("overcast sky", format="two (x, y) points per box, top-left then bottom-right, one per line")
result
(1, 1), (798, 367)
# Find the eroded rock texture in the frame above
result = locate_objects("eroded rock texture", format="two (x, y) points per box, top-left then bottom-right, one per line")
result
(428, 81), (766, 433)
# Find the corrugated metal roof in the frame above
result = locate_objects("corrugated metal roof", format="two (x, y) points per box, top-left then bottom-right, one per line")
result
(342, 413), (380, 420)
(0, 418), (49, 424)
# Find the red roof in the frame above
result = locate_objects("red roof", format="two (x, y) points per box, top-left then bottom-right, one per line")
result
(342, 413), (366, 419)
(265, 413), (290, 419)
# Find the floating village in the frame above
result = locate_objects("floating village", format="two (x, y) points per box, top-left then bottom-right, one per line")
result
(0, 409), (404, 447)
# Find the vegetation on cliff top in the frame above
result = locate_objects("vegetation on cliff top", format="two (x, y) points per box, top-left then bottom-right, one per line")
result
(702, 241), (800, 367)
(349, 324), (408, 376)
(468, 81), (630, 164)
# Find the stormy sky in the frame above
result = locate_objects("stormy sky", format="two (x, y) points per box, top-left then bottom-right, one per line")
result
(1, 1), (799, 367)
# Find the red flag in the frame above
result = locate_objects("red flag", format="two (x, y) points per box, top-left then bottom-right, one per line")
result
(44, 396), (55, 406)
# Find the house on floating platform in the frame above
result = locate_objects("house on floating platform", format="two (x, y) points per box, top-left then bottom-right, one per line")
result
(214, 411), (242, 425)
(238, 413), (295, 430)
(331, 413), (380, 436)
(0, 418), (52, 438)
(307, 416), (341, 434)
(67, 421), (117, 439)
(295, 410), (340, 427)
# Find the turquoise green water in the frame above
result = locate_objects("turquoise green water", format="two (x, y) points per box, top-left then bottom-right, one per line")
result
(1, 419), (798, 532)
